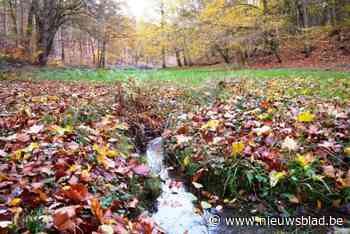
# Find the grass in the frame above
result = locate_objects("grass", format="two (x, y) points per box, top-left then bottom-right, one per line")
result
(30, 67), (350, 86)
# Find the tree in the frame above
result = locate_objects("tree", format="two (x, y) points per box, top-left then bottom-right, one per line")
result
(32, 0), (86, 65)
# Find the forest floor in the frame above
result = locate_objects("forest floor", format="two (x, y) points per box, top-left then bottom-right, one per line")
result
(1, 67), (350, 233)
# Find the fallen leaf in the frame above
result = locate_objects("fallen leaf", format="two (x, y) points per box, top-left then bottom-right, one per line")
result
(232, 142), (245, 157)
(323, 165), (336, 178)
(0, 221), (12, 228)
(201, 120), (220, 131)
(91, 198), (104, 224)
(53, 206), (78, 231)
(9, 198), (22, 207)
(345, 147), (350, 156)
(63, 184), (90, 203)
(26, 125), (44, 134)
(253, 126), (272, 136)
(132, 165), (150, 176)
(281, 137), (299, 151)
(192, 182), (203, 189)
(297, 112), (315, 123)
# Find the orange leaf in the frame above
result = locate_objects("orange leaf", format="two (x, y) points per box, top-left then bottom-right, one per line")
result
(91, 198), (105, 224)
(63, 184), (90, 203)
(53, 206), (78, 232)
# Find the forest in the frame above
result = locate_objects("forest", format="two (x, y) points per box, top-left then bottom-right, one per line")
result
(1, 1), (350, 234)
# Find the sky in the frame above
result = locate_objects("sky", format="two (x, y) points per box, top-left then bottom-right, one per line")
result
(128, 0), (154, 20)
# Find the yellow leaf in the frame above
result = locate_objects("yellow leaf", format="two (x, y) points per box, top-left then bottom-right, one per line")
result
(106, 150), (118, 158)
(183, 156), (191, 167)
(53, 125), (73, 135)
(345, 147), (350, 156)
(297, 112), (315, 123)
(97, 154), (106, 166)
(69, 164), (79, 172)
(269, 171), (287, 187)
(317, 200), (322, 209)
(9, 198), (21, 207)
(232, 142), (245, 157)
(295, 154), (314, 168)
(201, 120), (220, 130)
(12, 150), (24, 161)
(25, 142), (39, 152)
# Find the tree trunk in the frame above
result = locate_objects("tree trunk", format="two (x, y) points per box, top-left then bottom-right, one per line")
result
(215, 44), (230, 64)
(25, 1), (34, 53)
(2, 1), (7, 37)
(36, 16), (57, 66)
(98, 39), (106, 68)
(162, 47), (166, 69)
(175, 49), (182, 67)
(298, 0), (309, 28)
(61, 28), (65, 63)
(183, 52), (188, 66)
(8, 0), (18, 46)
(262, 0), (268, 15)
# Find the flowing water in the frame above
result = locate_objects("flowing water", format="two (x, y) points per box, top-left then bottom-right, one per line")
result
(146, 138), (209, 234)
(146, 138), (346, 234)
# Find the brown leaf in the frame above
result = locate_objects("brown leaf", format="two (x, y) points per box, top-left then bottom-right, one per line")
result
(53, 206), (78, 231)
(16, 133), (30, 143)
(63, 184), (90, 203)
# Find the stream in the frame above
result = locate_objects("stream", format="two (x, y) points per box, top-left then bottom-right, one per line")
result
(146, 138), (342, 234)
(146, 138), (225, 234)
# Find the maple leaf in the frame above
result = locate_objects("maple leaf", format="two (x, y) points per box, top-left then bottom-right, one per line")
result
(232, 142), (245, 157)
(297, 112), (315, 123)
(281, 137), (299, 151)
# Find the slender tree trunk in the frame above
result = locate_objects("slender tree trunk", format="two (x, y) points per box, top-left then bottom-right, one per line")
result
(25, 1), (34, 53)
(301, 0), (309, 28)
(215, 44), (230, 64)
(2, 1), (7, 37)
(61, 28), (65, 63)
(183, 51), (188, 66)
(90, 38), (95, 65)
(262, 0), (268, 15)
(79, 34), (83, 65)
(20, 0), (24, 38)
(160, 0), (166, 69)
(175, 49), (182, 67)
(8, 0), (18, 46)
(162, 47), (166, 69)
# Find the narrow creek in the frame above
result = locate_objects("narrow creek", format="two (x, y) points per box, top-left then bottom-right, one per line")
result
(146, 137), (343, 234)
(146, 137), (230, 234)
